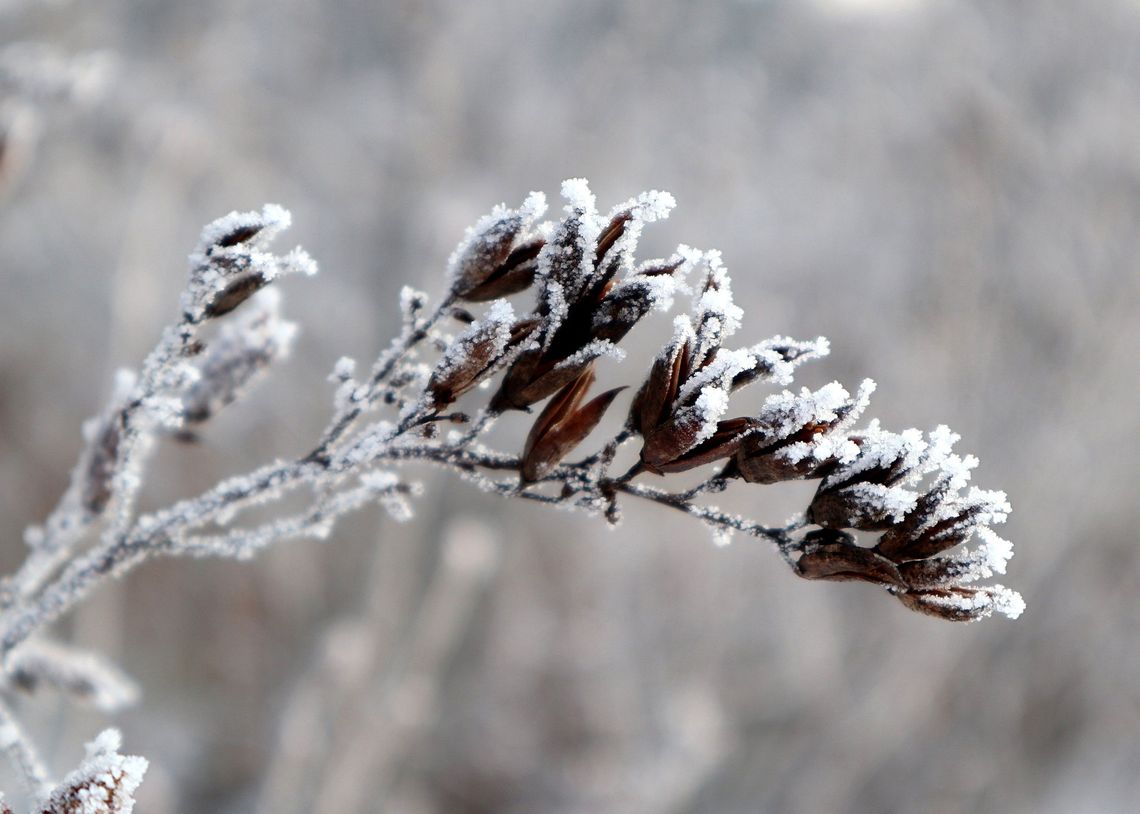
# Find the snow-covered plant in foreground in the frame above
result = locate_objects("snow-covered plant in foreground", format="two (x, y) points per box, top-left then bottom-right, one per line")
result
(0, 181), (1022, 804)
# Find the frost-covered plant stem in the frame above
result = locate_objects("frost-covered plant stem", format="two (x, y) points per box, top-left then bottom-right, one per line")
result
(0, 182), (1023, 807)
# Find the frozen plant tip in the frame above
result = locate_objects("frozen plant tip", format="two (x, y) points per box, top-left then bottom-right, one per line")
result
(1, 183), (1022, 806)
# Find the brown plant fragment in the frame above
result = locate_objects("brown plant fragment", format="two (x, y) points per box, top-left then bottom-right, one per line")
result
(203, 273), (266, 319)
(648, 417), (760, 475)
(81, 414), (122, 515)
(735, 420), (838, 484)
(428, 317), (538, 409)
(521, 368), (624, 482)
(796, 536), (907, 588)
(875, 480), (994, 562)
(897, 587), (993, 622)
(210, 223), (266, 249)
(462, 237), (545, 302)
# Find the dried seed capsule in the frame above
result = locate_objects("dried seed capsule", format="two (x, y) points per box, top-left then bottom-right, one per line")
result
(520, 368), (624, 482)
(427, 303), (535, 409)
(796, 537), (908, 589)
(448, 192), (547, 302)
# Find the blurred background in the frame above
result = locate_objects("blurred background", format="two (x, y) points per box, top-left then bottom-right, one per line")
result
(1, 0), (1138, 811)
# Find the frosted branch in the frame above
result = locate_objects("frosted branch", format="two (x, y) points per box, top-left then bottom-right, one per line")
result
(2, 180), (1023, 803)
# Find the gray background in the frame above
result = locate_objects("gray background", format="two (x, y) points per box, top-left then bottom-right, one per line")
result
(1, 0), (1138, 812)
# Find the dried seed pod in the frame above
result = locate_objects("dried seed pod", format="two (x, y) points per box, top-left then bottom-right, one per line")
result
(875, 478), (1010, 561)
(806, 425), (927, 530)
(635, 341), (761, 474)
(520, 368), (624, 482)
(539, 182), (598, 309)
(186, 204), (317, 322)
(182, 290), (298, 423)
(448, 192), (546, 301)
(427, 302), (535, 409)
(807, 483), (918, 531)
(462, 237), (545, 302)
(451, 214), (525, 297)
(591, 273), (681, 344)
(202, 273), (267, 319)
(896, 585), (1024, 623)
(38, 729), (147, 814)
(650, 416), (761, 475)
(897, 555), (983, 591)
(630, 329), (689, 436)
(493, 185), (681, 413)
(496, 339), (620, 412)
(630, 253), (809, 475)
(796, 540), (908, 588)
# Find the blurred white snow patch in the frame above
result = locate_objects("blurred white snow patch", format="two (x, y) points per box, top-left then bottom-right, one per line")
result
(443, 517), (501, 578)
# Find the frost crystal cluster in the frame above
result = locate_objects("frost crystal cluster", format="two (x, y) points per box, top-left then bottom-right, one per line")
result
(0, 180), (1022, 806)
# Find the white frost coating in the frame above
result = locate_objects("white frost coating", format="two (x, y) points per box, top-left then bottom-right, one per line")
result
(86, 729), (122, 758)
(281, 247), (319, 278)
(192, 203), (291, 258)
(554, 338), (626, 371)
(990, 586), (1026, 619)
(748, 335), (830, 386)
(111, 369), (138, 403)
(965, 487), (1012, 525)
(843, 379), (876, 427)
(483, 298), (515, 327)
(675, 347), (756, 407)
(561, 177), (596, 214)
(687, 248), (743, 347)
(398, 286), (427, 318)
(331, 356), (357, 382)
(535, 179), (604, 311)
(182, 204), (317, 322)
(975, 526), (1014, 575)
(180, 290), (298, 424)
(839, 481), (919, 522)
(542, 280), (569, 330)
(610, 273), (680, 315)
(756, 382), (852, 444)
(711, 525), (734, 547)
(822, 422), (927, 490)
(445, 192), (547, 283)
(38, 728), (147, 814)
(431, 299), (516, 387)
(519, 190), (547, 221)
(615, 189), (676, 224)
(685, 387), (730, 448)
(359, 471), (399, 491)
(669, 314), (695, 346)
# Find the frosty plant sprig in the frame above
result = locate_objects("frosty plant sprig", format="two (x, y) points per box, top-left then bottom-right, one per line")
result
(0, 180), (1022, 808)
